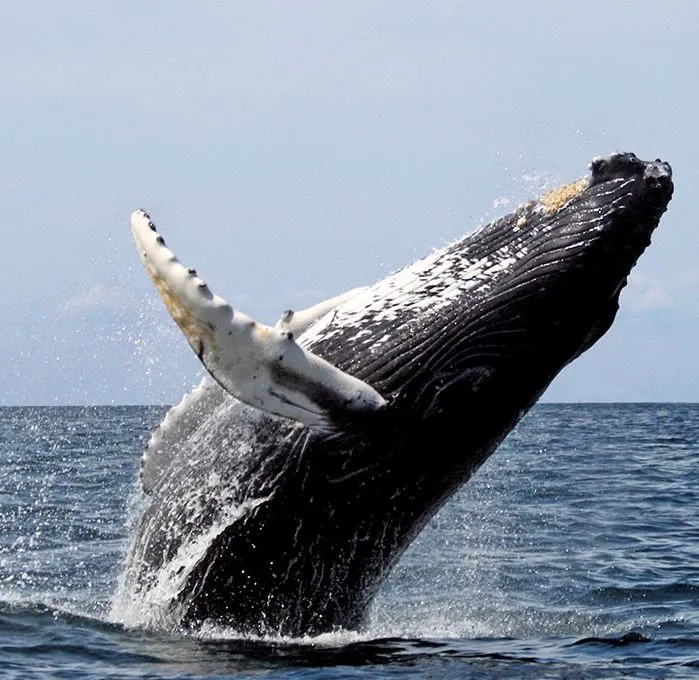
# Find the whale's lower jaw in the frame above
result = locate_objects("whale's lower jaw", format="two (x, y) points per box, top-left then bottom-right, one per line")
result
(119, 153), (673, 637)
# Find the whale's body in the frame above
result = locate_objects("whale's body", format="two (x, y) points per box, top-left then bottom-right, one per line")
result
(120, 153), (673, 636)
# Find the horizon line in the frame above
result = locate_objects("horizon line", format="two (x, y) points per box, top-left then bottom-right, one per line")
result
(1, 401), (698, 408)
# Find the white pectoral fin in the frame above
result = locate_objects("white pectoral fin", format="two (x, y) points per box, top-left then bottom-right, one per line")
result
(131, 210), (385, 431)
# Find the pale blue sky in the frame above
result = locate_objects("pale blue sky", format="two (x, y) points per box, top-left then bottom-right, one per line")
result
(1, 1), (697, 405)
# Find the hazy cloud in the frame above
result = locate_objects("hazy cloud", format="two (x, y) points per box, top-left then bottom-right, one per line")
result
(624, 269), (699, 314)
(60, 284), (136, 318)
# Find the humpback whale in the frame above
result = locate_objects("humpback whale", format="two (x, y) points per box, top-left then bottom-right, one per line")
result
(120, 152), (673, 636)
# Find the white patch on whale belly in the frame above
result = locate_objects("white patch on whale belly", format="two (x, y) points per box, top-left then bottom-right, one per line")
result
(301, 238), (528, 350)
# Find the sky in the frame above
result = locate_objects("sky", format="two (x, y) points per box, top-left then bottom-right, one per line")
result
(1, 1), (697, 405)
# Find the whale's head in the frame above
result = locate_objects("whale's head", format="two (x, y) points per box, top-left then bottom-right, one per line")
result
(304, 152), (673, 467)
(520, 152), (672, 356)
(464, 152), (673, 373)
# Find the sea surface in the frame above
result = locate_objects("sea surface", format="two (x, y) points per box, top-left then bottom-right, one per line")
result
(0, 403), (697, 679)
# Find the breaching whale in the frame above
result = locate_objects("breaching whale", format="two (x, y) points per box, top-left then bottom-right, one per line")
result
(120, 152), (673, 636)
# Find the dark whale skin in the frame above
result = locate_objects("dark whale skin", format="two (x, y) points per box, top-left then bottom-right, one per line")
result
(122, 153), (673, 636)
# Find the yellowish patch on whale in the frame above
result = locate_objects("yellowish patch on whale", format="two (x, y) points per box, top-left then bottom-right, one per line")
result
(147, 264), (216, 353)
(539, 178), (588, 214)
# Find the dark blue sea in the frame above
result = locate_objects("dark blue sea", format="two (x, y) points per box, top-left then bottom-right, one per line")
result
(0, 404), (697, 679)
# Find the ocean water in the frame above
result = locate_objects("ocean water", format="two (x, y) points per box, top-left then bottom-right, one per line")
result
(0, 403), (697, 679)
